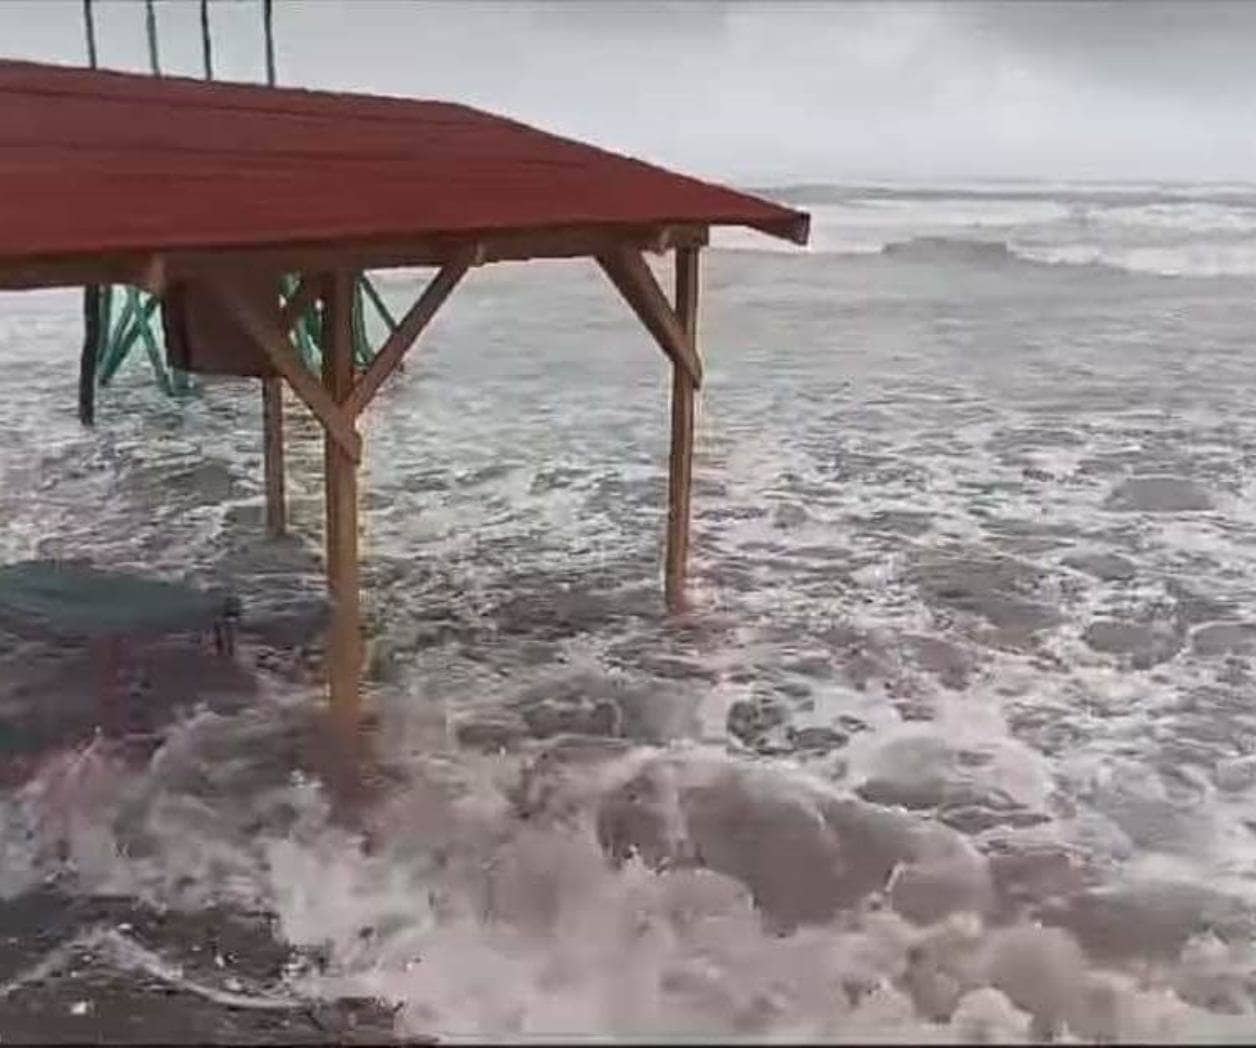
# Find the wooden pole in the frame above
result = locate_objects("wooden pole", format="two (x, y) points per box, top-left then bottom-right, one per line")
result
(666, 246), (700, 612)
(320, 271), (361, 725)
(261, 377), (286, 536)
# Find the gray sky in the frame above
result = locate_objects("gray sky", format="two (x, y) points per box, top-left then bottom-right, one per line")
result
(4, 0), (1255, 185)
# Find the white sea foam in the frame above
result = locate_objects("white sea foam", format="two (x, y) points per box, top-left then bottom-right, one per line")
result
(715, 187), (1256, 277)
(6, 219), (1256, 1041)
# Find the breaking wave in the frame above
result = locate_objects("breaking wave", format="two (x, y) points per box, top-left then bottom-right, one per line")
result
(713, 183), (1256, 278)
(7, 720), (1256, 1043)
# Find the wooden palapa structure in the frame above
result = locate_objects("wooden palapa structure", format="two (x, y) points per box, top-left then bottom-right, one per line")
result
(0, 60), (809, 728)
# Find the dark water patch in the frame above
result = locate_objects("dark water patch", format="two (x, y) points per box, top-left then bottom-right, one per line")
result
(910, 553), (1063, 634)
(595, 751), (993, 933)
(1103, 476), (1215, 513)
(489, 584), (659, 642)
(767, 501), (809, 531)
(847, 510), (935, 538)
(726, 696), (791, 754)
(1, 638), (259, 770)
(780, 654), (836, 680)
(987, 425), (1088, 452)
(1191, 622), (1256, 656)
(1082, 620), (1183, 668)
(528, 465), (588, 495)
(827, 450), (932, 488)
(698, 504), (769, 524)
(118, 460), (244, 514)
(1164, 579), (1239, 627)
(1160, 686), (1256, 758)
(582, 474), (667, 517)
(986, 534), (1067, 559)
(901, 636), (975, 690)
(0, 892), (403, 1044)
(509, 670), (699, 745)
(1064, 551), (1137, 582)
(1005, 703), (1092, 758)
(1037, 880), (1256, 965)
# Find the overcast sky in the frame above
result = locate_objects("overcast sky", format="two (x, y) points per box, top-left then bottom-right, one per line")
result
(4, 0), (1255, 185)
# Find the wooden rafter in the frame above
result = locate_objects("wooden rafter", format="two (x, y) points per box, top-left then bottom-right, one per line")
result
(596, 246), (703, 388)
(345, 251), (474, 418)
(214, 281), (361, 462)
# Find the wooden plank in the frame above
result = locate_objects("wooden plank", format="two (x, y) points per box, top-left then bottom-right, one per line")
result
(0, 254), (155, 291)
(0, 225), (709, 291)
(261, 377), (286, 536)
(596, 245), (703, 388)
(321, 270), (362, 727)
(666, 246), (700, 612)
(279, 276), (317, 332)
(345, 252), (472, 417)
(213, 280), (361, 463)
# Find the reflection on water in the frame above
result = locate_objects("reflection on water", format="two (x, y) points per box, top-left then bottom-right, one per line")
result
(3, 246), (1256, 1041)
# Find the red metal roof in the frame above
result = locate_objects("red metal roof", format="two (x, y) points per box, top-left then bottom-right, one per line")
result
(0, 60), (808, 268)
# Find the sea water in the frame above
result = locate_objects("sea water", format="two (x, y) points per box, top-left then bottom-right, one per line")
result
(3, 182), (1256, 1042)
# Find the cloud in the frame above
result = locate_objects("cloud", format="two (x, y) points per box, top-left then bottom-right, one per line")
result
(2, 0), (1253, 183)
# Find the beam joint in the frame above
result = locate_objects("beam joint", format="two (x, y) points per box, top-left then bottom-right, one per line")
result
(346, 249), (474, 418)
(214, 280), (361, 462)
(596, 245), (703, 388)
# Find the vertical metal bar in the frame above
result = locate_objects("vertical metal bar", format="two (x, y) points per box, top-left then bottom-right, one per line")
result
(200, 0), (214, 80)
(360, 275), (398, 332)
(82, 0), (98, 68)
(262, 0), (277, 86)
(132, 289), (173, 395)
(97, 291), (139, 386)
(80, 0), (104, 424)
(78, 286), (101, 425)
(144, 0), (161, 77)
(352, 284), (371, 367)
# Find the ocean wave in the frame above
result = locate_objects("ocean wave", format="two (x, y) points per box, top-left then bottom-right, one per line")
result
(880, 237), (1019, 264)
(711, 187), (1256, 277)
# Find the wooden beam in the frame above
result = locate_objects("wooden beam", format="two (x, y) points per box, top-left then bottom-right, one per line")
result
(346, 252), (472, 418)
(596, 246), (703, 388)
(214, 281), (362, 463)
(666, 246), (700, 612)
(279, 276), (318, 333)
(0, 254), (158, 291)
(0, 225), (709, 292)
(321, 270), (362, 727)
(261, 377), (286, 536)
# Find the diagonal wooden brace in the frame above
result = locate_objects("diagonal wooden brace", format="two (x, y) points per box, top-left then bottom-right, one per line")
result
(596, 245), (703, 388)
(346, 249), (474, 418)
(214, 281), (362, 463)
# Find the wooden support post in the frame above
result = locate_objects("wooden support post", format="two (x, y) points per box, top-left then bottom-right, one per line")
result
(666, 246), (700, 613)
(320, 271), (362, 726)
(261, 377), (286, 536)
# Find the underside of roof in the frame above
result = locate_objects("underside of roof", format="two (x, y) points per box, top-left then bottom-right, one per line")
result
(0, 60), (809, 288)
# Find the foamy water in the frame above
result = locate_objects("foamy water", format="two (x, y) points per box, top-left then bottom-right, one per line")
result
(3, 194), (1256, 1041)
(714, 182), (1256, 277)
